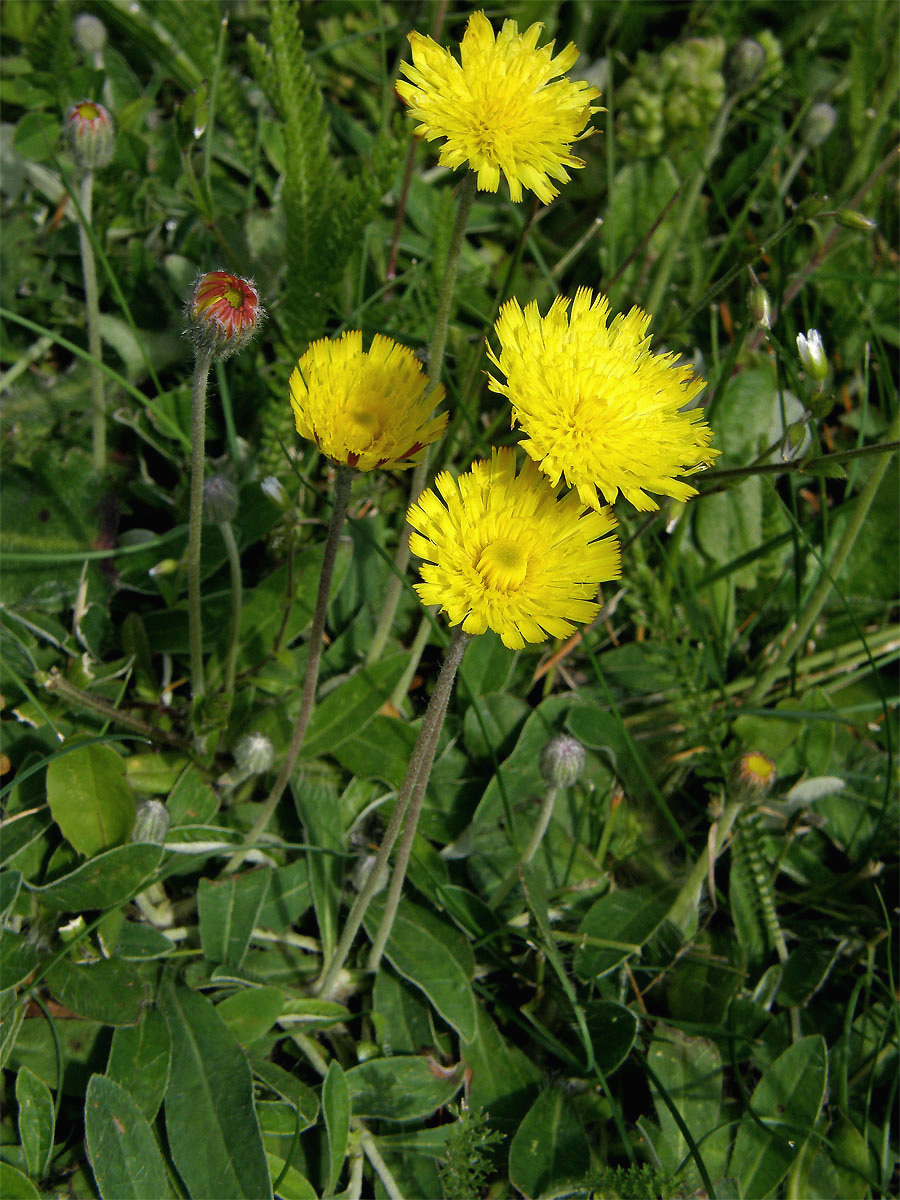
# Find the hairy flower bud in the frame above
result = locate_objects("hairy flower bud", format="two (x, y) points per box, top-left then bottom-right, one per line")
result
(540, 734), (586, 789)
(131, 799), (170, 844)
(737, 751), (776, 795)
(202, 475), (239, 524)
(187, 270), (263, 361)
(73, 13), (107, 55)
(65, 99), (115, 169)
(234, 732), (275, 776)
(725, 38), (766, 95)
(796, 329), (828, 382)
(801, 101), (836, 148)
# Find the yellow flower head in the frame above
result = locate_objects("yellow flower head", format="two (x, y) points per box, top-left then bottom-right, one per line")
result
(289, 332), (447, 471)
(487, 288), (718, 512)
(396, 11), (602, 204)
(407, 447), (620, 650)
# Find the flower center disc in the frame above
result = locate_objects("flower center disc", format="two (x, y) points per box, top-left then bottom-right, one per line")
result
(477, 538), (528, 590)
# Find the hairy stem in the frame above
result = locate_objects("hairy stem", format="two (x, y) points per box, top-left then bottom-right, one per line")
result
(366, 174), (477, 664)
(76, 169), (105, 471)
(188, 347), (213, 700)
(489, 784), (561, 909)
(219, 519), (242, 719)
(222, 466), (353, 875)
(316, 628), (468, 995)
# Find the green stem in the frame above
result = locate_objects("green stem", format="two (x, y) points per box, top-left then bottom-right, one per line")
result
(77, 169), (105, 471)
(219, 519), (242, 716)
(366, 174), (477, 665)
(645, 97), (734, 320)
(366, 627), (469, 974)
(188, 347), (213, 700)
(360, 1133), (404, 1200)
(745, 408), (900, 707)
(316, 628), (468, 996)
(222, 466), (353, 875)
(668, 794), (744, 937)
(41, 668), (186, 748)
(488, 784), (561, 910)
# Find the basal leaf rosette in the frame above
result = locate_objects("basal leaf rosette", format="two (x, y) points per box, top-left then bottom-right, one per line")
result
(396, 10), (602, 204)
(289, 332), (447, 471)
(488, 288), (719, 511)
(407, 447), (620, 650)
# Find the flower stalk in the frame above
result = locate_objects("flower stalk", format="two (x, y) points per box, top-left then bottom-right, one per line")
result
(367, 173), (477, 665)
(76, 169), (106, 471)
(218, 518), (242, 719)
(316, 627), (469, 996)
(187, 346), (213, 700)
(222, 466), (354, 876)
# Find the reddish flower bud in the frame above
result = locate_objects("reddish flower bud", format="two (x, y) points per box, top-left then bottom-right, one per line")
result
(187, 270), (263, 361)
(65, 99), (115, 169)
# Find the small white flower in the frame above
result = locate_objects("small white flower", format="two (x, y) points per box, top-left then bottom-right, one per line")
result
(796, 329), (828, 382)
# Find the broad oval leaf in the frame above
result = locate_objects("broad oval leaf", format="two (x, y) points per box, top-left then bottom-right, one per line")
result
(344, 1055), (463, 1122)
(508, 1087), (590, 1200)
(16, 1064), (55, 1180)
(323, 1060), (350, 1195)
(46, 740), (135, 856)
(26, 843), (163, 911)
(574, 884), (678, 981)
(84, 1074), (169, 1200)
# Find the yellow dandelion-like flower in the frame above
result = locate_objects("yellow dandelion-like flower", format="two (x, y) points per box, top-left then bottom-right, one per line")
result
(396, 11), (602, 204)
(289, 332), (447, 471)
(738, 751), (777, 794)
(487, 288), (719, 512)
(407, 448), (620, 650)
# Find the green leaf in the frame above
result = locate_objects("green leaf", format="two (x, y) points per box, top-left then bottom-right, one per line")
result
(645, 1025), (726, 1186)
(0, 1162), (40, 1199)
(574, 884), (678, 980)
(46, 740), (136, 856)
(84, 1074), (170, 1200)
(0, 868), (22, 917)
(463, 693), (530, 760)
(731, 1035), (828, 1199)
(45, 958), (147, 1026)
(107, 1008), (172, 1122)
(159, 980), (272, 1200)
(216, 986), (283, 1047)
(582, 1001), (637, 1075)
(363, 897), (477, 1041)
(323, 1060), (350, 1195)
(373, 969), (434, 1056)
(343, 1056), (463, 1122)
(250, 1060), (319, 1129)
(508, 1087), (591, 1200)
(460, 1003), (541, 1132)
(292, 778), (343, 962)
(26, 843), (164, 911)
(300, 653), (408, 759)
(16, 1064), (55, 1180)
(167, 765), (219, 827)
(256, 861), (312, 930)
(264, 1156), (316, 1200)
(198, 868), (271, 967)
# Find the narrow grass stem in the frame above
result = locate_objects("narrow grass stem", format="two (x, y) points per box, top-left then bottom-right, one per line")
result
(366, 627), (469, 973)
(366, 175), (477, 665)
(489, 785), (561, 910)
(42, 669), (186, 748)
(76, 169), (105, 471)
(188, 347), (213, 700)
(222, 466), (353, 876)
(645, 97), (734, 320)
(317, 628), (468, 995)
(745, 407), (900, 707)
(218, 519), (242, 718)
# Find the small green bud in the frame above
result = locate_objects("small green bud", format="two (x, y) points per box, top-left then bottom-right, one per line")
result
(149, 558), (179, 578)
(796, 329), (828, 382)
(725, 38), (766, 95)
(801, 101), (836, 148)
(132, 799), (170, 844)
(540, 735), (586, 789)
(203, 476), (239, 524)
(835, 209), (877, 233)
(234, 732), (275, 776)
(749, 284), (772, 329)
(73, 13), (107, 55)
(65, 99), (115, 169)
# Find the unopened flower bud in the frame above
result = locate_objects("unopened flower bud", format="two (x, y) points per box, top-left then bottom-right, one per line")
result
(749, 284), (772, 329)
(65, 99), (115, 169)
(801, 101), (836, 148)
(202, 475), (239, 524)
(796, 329), (828, 382)
(186, 271), (263, 361)
(261, 476), (289, 508)
(234, 732), (275, 776)
(725, 38), (766, 95)
(737, 751), (776, 795)
(835, 209), (877, 233)
(149, 558), (179, 578)
(540, 734), (586, 789)
(131, 799), (170, 844)
(73, 13), (107, 55)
